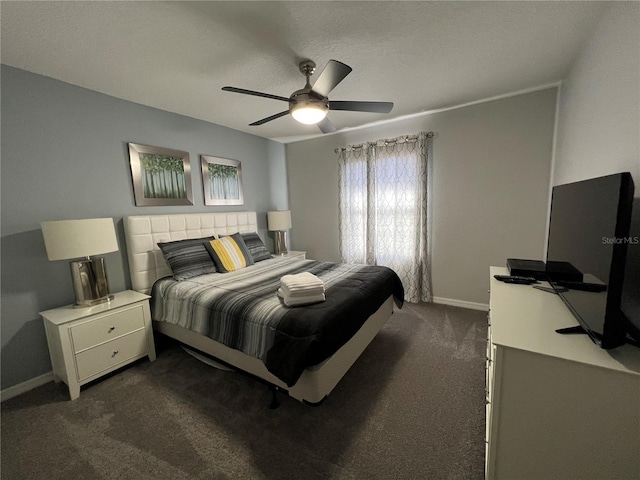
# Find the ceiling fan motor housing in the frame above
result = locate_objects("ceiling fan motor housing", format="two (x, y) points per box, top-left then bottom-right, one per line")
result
(289, 89), (329, 124)
(290, 89), (328, 109)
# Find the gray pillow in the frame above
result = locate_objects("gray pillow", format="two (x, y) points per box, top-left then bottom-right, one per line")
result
(241, 232), (272, 262)
(157, 236), (217, 280)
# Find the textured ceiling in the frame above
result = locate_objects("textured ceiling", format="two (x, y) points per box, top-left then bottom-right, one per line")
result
(1, 1), (608, 143)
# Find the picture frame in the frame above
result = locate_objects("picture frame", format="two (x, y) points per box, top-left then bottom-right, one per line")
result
(200, 155), (244, 206)
(128, 143), (193, 206)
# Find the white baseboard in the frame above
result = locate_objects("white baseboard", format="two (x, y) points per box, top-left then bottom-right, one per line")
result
(1, 371), (54, 402)
(433, 296), (489, 312)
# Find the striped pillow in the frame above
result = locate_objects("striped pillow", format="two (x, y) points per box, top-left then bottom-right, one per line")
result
(205, 233), (254, 273)
(157, 236), (217, 281)
(241, 232), (272, 262)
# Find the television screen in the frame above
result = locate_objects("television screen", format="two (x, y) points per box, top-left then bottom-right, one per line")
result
(546, 172), (637, 349)
(621, 198), (640, 341)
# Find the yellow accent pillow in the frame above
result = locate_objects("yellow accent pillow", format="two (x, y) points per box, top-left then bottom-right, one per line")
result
(205, 233), (253, 272)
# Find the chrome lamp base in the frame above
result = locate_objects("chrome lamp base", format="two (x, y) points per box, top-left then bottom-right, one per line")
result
(70, 257), (114, 308)
(274, 230), (288, 255)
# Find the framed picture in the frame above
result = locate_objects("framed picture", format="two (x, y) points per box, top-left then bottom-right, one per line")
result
(128, 143), (193, 206)
(200, 155), (244, 206)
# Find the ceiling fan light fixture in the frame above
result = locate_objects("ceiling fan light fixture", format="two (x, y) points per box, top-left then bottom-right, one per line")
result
(290, 95), (329, 125)
(291, 105), (328, 125)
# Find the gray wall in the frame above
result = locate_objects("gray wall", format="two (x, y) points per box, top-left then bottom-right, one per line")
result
(553, 2), (639, 186)
(286, 88), (557, 306)
(1, 65), (287, 390)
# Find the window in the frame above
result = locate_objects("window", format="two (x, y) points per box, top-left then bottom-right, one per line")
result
(338, 132), (433, 303)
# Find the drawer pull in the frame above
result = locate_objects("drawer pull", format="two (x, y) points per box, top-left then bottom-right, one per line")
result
(111, 350), (119, 358)
(108, 326), (115, 333)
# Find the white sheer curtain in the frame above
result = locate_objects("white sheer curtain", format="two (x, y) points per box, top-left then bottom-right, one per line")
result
(338, 132), (432, 303)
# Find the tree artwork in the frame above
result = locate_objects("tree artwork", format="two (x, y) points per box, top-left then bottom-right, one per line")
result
(139, 154), (187, 199)
(199, 155), (243, 206)
(128, 143), (193, 206)
(208, 163), (240, 200)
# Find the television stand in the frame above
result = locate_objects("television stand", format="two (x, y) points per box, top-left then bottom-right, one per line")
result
(486, 267), (640, 480)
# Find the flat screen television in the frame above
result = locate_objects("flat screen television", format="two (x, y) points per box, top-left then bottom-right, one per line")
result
(546, 172), (640, 349)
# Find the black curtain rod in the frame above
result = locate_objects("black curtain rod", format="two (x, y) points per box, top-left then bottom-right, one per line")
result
(335, 131), (434, 153)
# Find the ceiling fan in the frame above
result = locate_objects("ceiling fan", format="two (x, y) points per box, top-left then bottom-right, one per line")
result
(222, 59), (394, 133)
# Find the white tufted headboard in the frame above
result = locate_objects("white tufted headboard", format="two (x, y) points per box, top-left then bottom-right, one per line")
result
(124, 212), (259, 294)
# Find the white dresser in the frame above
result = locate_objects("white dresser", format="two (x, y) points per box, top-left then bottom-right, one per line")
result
(41, 290), (156, 400)
(486, 267), (640, 479)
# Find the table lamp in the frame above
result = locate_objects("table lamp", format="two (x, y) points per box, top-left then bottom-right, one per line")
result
(41, 218), (119, 307)
(267, 210), (292, 255)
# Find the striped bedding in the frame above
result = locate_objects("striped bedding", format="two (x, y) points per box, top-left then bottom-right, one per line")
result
(151, 256), (404, 386)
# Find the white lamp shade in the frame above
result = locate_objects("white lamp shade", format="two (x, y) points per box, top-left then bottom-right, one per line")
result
(267, 210), (292, 231)
(41, 218), (119, 260)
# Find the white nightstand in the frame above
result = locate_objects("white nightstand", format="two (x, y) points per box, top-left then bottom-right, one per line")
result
(274, 251), (306, 260)
(40, 290), (156, 400)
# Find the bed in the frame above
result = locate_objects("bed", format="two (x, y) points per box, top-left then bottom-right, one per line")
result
(124, 212), (403, 405)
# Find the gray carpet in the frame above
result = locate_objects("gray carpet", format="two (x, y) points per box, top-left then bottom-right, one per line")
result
(1, 302), (488, 480)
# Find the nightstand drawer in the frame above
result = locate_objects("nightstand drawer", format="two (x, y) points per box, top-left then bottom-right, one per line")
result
(75, 329), (148, 381)
(71, 304), (145, 353)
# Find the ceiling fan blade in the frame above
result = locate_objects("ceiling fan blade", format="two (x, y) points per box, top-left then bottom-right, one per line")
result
(249, 110), (290, 126)
(222, 86), (290, 102)
(329, 101), (394, 113)
(311, 60), (352, 97)
(317, 117), (337, 134)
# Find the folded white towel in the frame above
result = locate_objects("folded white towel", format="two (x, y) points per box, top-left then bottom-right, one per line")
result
(281, 283), (325, 298)
(277, 288), (326, 307)
(278, 272), (326, 306)
(282, 281), (324, 290)
(280, 272), (324, 290)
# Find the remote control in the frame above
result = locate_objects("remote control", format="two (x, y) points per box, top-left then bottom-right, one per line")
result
(494, 275), (538, 283)
(502, 278), (538, 284)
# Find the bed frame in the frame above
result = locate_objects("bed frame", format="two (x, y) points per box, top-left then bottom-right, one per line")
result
(124, 212), (393, 405)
